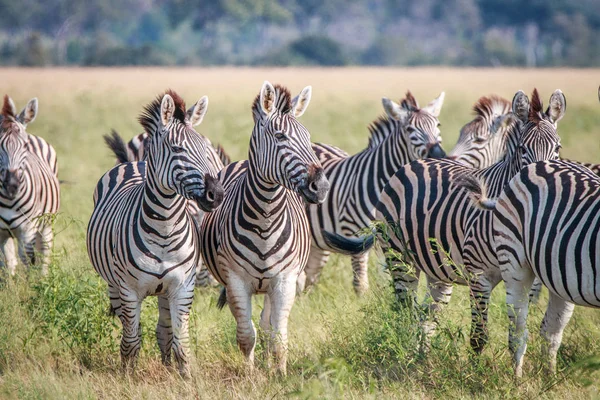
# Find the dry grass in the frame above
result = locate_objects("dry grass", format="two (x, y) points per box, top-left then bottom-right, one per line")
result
(0, 67), (599, 399)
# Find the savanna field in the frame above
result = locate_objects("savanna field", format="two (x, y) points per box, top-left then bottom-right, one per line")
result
(1, 67), (600, 399)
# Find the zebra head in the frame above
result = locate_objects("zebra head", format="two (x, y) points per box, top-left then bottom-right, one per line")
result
(447, 95), (512, 168)
(0, 95), (36, 199)
(382, 91), (446, 159)
(139, 90), (224, 212)
(250, 81), (329, 204)
(511, 89), (565, 166)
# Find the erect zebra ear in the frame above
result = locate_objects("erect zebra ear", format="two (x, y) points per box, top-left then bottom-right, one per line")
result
(382, 97), (409, 122)
(187, 96), (209, 126)
(260, 81), (276, 116)
(160, 94), (175, 126)
(17, 97), (38, 126)
(2, 95), (17, 119)
(422, 92), (445, 117)
(511, 90), (529, 123)
(291, 86), (312, 118)
(546, 89), (566, 124)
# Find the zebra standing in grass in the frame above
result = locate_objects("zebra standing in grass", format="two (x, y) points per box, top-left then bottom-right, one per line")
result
(87, 90), (224, 376)
(0, 96), (60, 276)
(103, 104), (230, 288)
(201, 82), (329, 374)
(462, 160), (600, 377)
(375, 89), (564, 353)
(300, 91), (446, 295)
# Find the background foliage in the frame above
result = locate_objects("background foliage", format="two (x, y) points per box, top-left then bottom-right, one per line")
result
(1, 0), (599, 67)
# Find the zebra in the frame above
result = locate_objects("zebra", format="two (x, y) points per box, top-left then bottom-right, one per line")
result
(461, 160), (600, 377)
(86, 90), (224, 376)
(103, 105), (230, 289)
(200, 81), (330, 374)
(300, 91), (446, 295)
(0, 95), (60, 276)
(375, 89), (564, 353)
(447, 95), (512, 168)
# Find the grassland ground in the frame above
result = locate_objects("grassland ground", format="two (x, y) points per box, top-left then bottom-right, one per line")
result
(0, 67), (599, 399)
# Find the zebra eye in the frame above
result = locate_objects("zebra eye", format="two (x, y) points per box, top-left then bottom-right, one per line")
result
(555, 144), (562, 152)
(473, 137), (486, 144)
(274, 131), (287, 141)
(171, 146), (186, 153)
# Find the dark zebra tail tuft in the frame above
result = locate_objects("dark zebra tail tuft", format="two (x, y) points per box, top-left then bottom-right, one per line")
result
(455, 174), (496, 210)
(103, 129), (130, 164)
(216, 287), (228, 310)
(322, 230), (375, 255)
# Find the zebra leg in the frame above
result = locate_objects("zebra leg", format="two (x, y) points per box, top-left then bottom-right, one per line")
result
(156, 295), (173, 367)
(265, 275), (297, 375)
(298, 246), (330, 293)
(17, 228), (36, 269)
(388, 259), (420, 307)
(422, 276), (453, 341)
(227, 277), (256, 368)
(168, 282), (194, 378)
(528, 278), (543, 304)
(0, 233), (17, 275)
(195, 260), (219, 288)
(468, 273), (502, 355)
(35, 224), (54, 275)
(540, 291), (575, 375)
(118, 292), (143, 373)
(504, 269), (535, 378)
(259, 294), (273, 369)
(351, 252), (370, 296)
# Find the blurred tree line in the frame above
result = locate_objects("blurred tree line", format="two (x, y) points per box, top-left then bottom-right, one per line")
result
(0, 0), (599, 67)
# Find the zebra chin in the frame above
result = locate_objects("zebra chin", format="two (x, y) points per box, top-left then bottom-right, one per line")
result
(185, 173), (224, 212)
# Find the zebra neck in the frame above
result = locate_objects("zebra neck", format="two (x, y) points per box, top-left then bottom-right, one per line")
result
(243, 166), (288, 221)
(479, 156), (523, 197)
(381, 131), (412, 179)
(140, 167), (188, 237)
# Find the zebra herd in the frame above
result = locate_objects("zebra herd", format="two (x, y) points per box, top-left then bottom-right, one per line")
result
(1, 82), (599, 379)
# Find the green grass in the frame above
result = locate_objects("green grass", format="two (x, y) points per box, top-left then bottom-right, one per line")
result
(0, 67), (599, 399)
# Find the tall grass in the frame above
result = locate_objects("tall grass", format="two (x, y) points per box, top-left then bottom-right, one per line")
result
(0, 67), (599, 399)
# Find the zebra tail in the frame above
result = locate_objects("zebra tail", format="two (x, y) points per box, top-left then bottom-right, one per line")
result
(321, 230), (375, 255)
(216, 287), (228, 310)
(456, 174), (496, 210)
(103, 129), (131, 163)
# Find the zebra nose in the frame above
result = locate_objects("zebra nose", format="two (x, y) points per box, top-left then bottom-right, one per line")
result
(428, 143), (446, 159)
(197, 173), (224, 212)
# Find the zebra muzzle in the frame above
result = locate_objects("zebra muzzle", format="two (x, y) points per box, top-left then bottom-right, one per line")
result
(195, 173), (224, 212)
(299, 166), (329, 204)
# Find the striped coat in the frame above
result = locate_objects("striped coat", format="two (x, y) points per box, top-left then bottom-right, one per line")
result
(201, 82), (329, 374)
(376, 89), (564, 353)
(301, 92), (446, 295)
(0, 96), (60, 275)
(86, 90), (223, 376)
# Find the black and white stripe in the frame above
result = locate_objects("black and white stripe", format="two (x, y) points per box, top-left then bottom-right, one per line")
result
(300, 91), (446, 295)
(86, 90), (224, 376)
(375, 89), (564, 353)
(0, 96), (60, 275)
(463, 159), (600, 377)
(200, 81), (329, 374)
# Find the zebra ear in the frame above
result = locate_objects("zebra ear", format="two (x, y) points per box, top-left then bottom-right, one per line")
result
(291, 86), (312, 118)
(187, 96), (209, 126)
(260, 81), (276, 116)
(546, 89), (566, 124)
(17, 98), (38, 126)
(511, 90), (529, 123)
(2, 95), (17, 119)
(382, 97), (409, 122)
(160, 94), (175, 126)
(422, 92), (445, 117)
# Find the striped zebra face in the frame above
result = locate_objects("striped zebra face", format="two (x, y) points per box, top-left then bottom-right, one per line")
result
(513, 89), (565, 166)
(382, 92), (446, 159)
(141, 92), (224, 212)
(251, 82), (330, 204)
(448, 95), (512, 168)
(0, 96), (30, 199)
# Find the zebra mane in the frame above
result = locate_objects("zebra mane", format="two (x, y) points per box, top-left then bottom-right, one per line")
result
(138, 89), (187, 136)
(472, 95), (511, 119)
(251, 84), (292, 118)
(528, 88), (543, 124)
(401, 91), (419, 111)
(367, 115), (397, 149)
